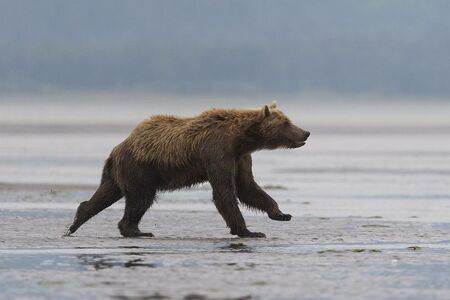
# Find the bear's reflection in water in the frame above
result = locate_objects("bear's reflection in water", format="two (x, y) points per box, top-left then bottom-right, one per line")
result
(76, 242), (254, 271)
(77, 254), (160, 270)
(217, 243), (253, 253)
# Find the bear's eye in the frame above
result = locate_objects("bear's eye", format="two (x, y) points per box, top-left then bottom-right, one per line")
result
(283, 121), (290, 127)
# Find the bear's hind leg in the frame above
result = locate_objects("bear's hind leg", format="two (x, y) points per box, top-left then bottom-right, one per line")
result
(118, 188), (156, 237)
(68, 178), (123, 235)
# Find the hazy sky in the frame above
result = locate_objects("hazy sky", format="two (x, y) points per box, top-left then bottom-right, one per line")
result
(1, 0), (449, 96)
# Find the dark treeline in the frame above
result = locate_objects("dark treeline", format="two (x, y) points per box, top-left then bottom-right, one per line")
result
(0, 0), (449, 96)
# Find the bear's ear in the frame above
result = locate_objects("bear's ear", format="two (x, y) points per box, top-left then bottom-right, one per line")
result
(260, 105), (271, 119)
(269, 101), (277, 110)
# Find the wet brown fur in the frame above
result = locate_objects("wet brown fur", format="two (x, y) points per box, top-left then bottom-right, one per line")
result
(68, 103), (310, 238)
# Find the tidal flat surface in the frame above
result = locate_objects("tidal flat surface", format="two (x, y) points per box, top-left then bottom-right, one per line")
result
(1, 206), (450, 300)
(1, 100), (450, 299)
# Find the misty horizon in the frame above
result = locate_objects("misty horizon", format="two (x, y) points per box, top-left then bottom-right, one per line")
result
(1, 1), (450, 97)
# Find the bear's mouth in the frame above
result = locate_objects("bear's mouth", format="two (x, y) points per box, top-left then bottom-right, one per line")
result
(288, 140), (306, 148)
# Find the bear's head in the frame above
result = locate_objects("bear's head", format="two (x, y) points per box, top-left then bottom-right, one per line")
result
(255, 102), (310, 150)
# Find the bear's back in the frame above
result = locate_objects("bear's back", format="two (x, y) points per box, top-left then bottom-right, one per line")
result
(122, 115), (207, 167)
(114, 109), (259, 168)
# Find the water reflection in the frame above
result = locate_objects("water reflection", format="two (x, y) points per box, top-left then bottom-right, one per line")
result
(217, 243), (253, 253)
(77, 253), (160, 270)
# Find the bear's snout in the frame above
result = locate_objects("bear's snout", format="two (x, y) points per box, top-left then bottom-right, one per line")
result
(285, 128), (310, 148)
(303, 131), (310, 140)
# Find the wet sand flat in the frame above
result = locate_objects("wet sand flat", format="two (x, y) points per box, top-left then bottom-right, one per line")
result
(0, 184), (449, 300)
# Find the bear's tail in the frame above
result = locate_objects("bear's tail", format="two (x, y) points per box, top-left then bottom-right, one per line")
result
(66, 157), (123, 235)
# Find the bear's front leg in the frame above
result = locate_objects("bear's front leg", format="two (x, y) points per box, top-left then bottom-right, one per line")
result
(236, 154), (292, 221)
(208, 162), (265, 238)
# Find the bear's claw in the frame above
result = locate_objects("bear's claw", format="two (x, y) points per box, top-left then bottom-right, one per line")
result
(269, 213), (292, 221)
(135, 232), (154, 237)
(121, 229), (154, 238)
(236, 231), (266, 238)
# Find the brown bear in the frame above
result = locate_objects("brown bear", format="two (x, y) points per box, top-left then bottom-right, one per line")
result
(67, 102), (309, 238)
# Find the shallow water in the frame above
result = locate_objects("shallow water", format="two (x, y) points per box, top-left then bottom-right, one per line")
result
(0, 99), (449, 299)
(1, 207), (449, 299)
